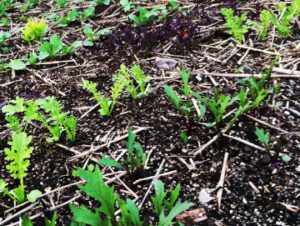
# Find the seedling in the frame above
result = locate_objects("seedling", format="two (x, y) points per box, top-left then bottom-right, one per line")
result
(124, 128), (146, 172)
(0, 31), (10, 51)
(70, 166), (143, 226)
(129, 5), (167, 26)
(80, 6), (95, 21)
(38, 34), (81, 60)
(272, 0), (300, 37)
(194, 88), (236, 125)
(83, 26), (110, 46)
(21, 17), (48, 43)
(55, 0), (68, 9)
(164, 67), (193, 115)
(151, 180), (194, 225)
(115, 64), (151, 100)
(220, 8), (250, 43)
(120, 0), (131, 12)
(255, 127), (270, 150)
(56, 9), (79, 27)
(2, 96), (77, 142)
(82, 80), (112, 116)
(2, 132), (33, 203)
(70, 167), (192, 225)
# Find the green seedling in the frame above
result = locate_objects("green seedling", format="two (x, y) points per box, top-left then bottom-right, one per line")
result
(82, 80), (112, 116)
(55, 0), (68, 9)
(220, 8), (250, 43)
(70, 167), (192, 225)
(38, 34), (81, 60)
(255, 127), (270, 150)
(22, 17), (48, 43)
(194, 88), (236, 125)
(1, 132), (33, 203)
(115, 64), (151, 100)
(21, 212), (57, 226)
(129, 5), (167, 26)
(151, 180), (194, 226)
(1, 17), (10, 27)
(125, 128), (146, 172)
(120, 0), (131, 12)
(164, 67), (193, 115)
(70, 166), (143, 226)
(273, 0), (300, 37)
(80, 6), (95, 21)
(56, 9), (79, 26)
(0, 31), (10, 51)
(0, 0), (13, 17)
(2, 96), (77, 142)
(83, 26), (110, 46)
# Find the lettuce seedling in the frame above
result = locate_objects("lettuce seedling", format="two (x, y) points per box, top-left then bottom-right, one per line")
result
(22, 17), (48, 43)
(220, 8), (250, 43)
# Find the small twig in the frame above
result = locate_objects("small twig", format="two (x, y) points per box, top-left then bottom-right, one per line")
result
(222, 134), (265, 151)
(216, 152), (229, 211)
(69, 127), (148, 161)
(133, 170), (177, 185)
(138, 160), (165, 208)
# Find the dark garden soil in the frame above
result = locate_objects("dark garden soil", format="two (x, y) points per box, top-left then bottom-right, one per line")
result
(0, 0), (299, 225)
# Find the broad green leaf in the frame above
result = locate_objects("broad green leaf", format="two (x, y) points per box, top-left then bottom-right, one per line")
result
(27, 189), (42, 203)
(77, 166), (116, 219)
(8, 60), (26, 70)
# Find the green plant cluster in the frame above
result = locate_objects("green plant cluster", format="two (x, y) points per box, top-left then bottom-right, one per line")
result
(2, 96), (77, 143)
(70, 166), (193, 226)
(165, 60), (280, 126)
(83, 64), (151, 116)
(220, 0), (300, 42)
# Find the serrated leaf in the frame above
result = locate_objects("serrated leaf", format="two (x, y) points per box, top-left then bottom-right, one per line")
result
(70, 205), (102, 226)
(76, 166), (116, 218)
(255, 127), (269, 146)
(99, 157), (122, 168)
